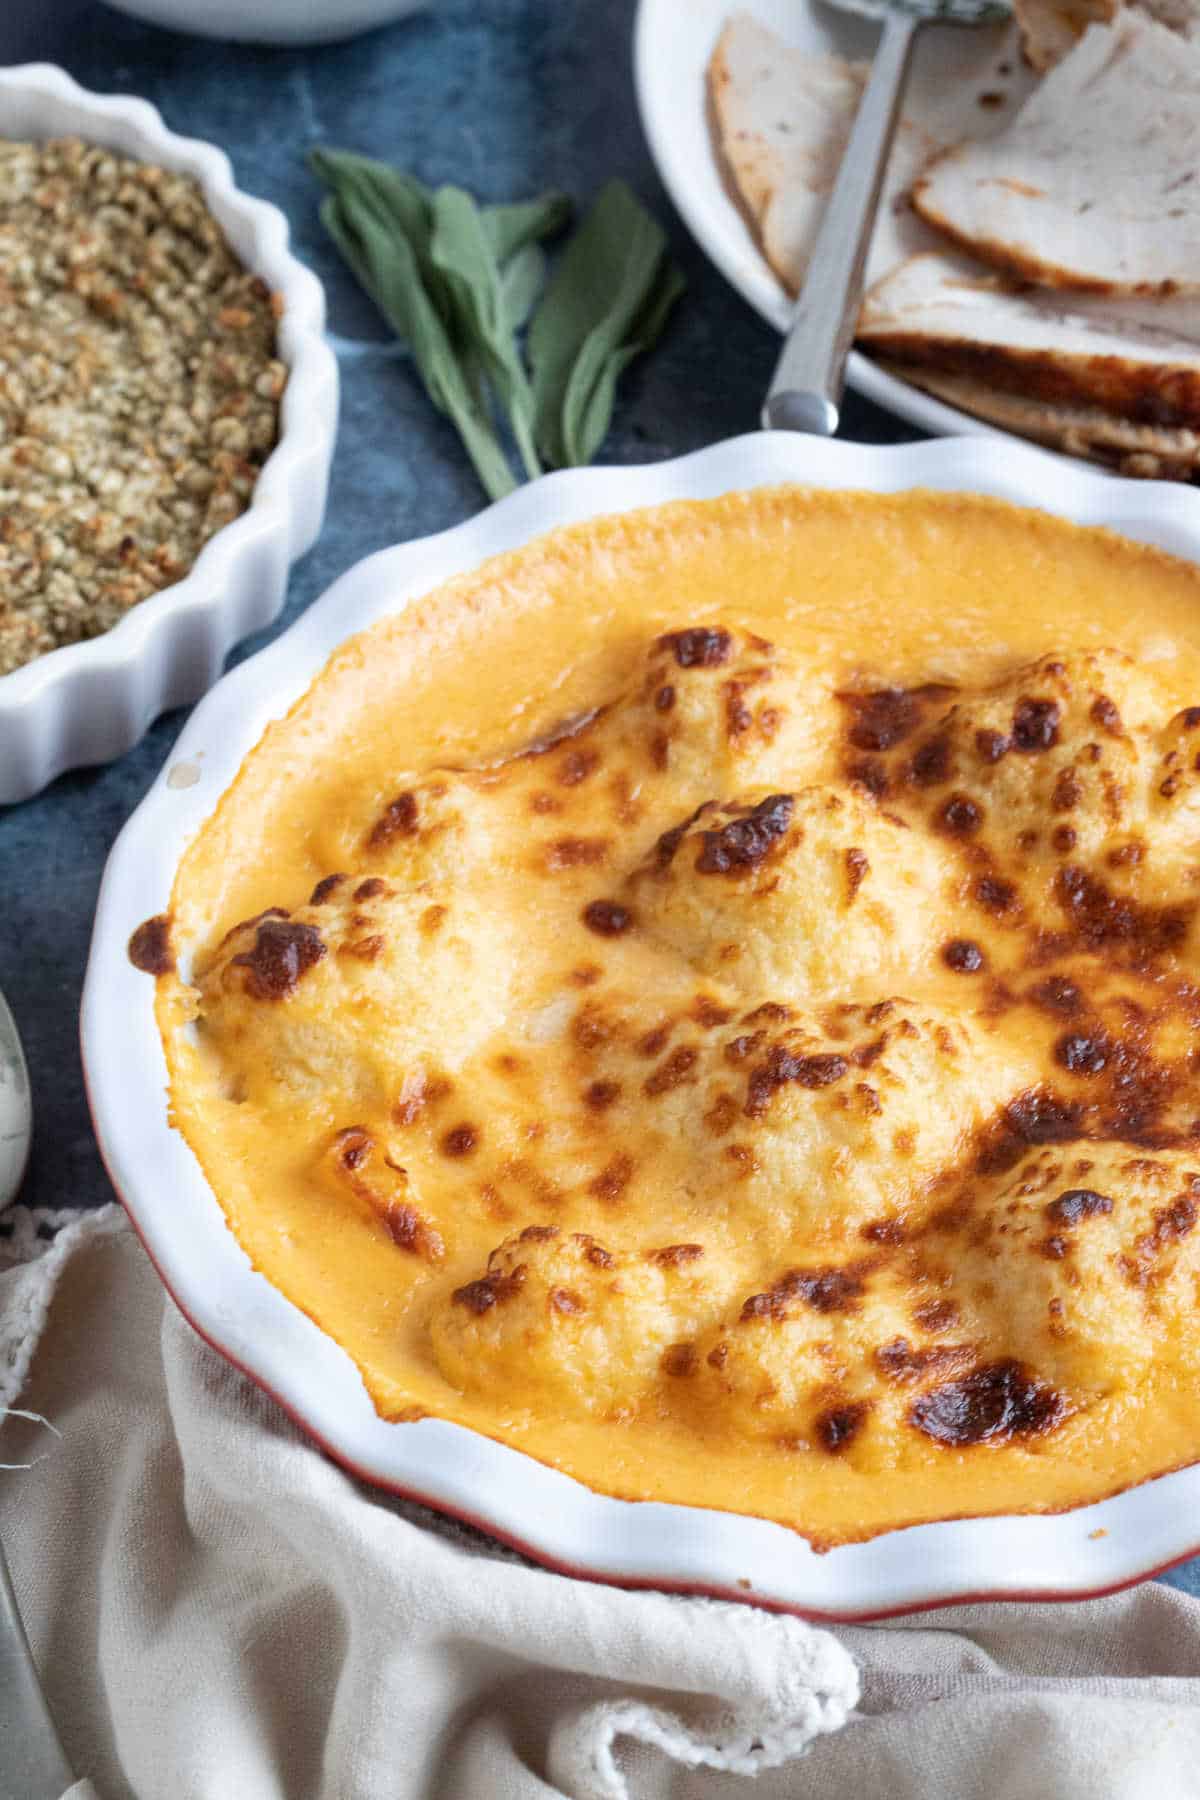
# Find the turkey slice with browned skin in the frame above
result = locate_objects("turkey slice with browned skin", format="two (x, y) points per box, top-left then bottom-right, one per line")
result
(913, 18), (1200, 294)
(858, 251), (1200, 429)
(875, 361), (1200, 479)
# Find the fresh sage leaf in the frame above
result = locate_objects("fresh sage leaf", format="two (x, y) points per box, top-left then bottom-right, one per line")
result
(498, 241), (548, 332)
(311, 150), (680, 501)
(430, 185), (542, 481)
(528, 180), (684, 469)
(314, 170), (516, 500)
(480, 191), (572, 265)
(563, 259), (687, 466)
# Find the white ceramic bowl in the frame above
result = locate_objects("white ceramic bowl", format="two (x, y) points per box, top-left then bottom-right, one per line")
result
(83, 433), (1200, 1619)
(0, 64), (338, 805)
(100, 0), (426, 44)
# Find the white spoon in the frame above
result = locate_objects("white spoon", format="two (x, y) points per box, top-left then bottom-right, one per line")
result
(0, 990), (31, 1209)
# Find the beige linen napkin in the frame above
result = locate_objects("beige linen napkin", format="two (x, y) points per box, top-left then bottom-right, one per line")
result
(3, 1206), (1200, 1800)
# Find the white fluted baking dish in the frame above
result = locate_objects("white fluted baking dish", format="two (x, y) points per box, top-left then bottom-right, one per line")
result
(0, 64), (338, 806)
(84, 432), (1200, 1619)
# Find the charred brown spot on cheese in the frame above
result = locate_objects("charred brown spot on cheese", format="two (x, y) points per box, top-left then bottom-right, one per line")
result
(741, 1264), (866, 1321)
(588, 1152), (634, 1202)
(1046, 1188), (1113, 1225)
(1090, 695), (1122, 734)
(662, 1342), (698, 1378)
(937, 792), (984, 836)
(128, 913), (174, 975)
(342, 932), (386, 962)
(441, 1123), (480, 1158)
(557, 746), (601, 787)
(943, 938), (985, 974)
(582, 899), (633, 937)
(1178, 706), (1200, 730)
(368, 791), (419, 848)
(705, 1092), (740, 1135)
(1055, 1031), (1110, 1075)
(1050, 770), (1081, 814)
(876, 1338), (975, 1383)
(1055, 865), (1192, 958)
(584, 1078), (622, 1111)
(546, 837), (609, 871)
(1011, 698), (1061, 752)
(573, 1233), (614, 1269)
(453, 1265), (527, 1313)
(695, 794), (794, 874)
(975, 1088), (1084, 1177)
(1030, 975), (1083, 1016)
(815, 1401), (868, 1453)
(844, 846), (869, 901)
(309, 873), (347, 906)
(644, 1045), (700, 1097)
(691, 995), (733, 1028)
(354, 877), (388, 902)
(654, 684), (676, 713)
(549, 1286), (586, 1315)
(232, 917), (325, 1000)
(745, 1046), (849, 1117)
(838, 681), (954, 753)
(1124, 1189), (1200, 1285)
(334, 1125), (372, 1172)
(648, 1242), (705, 1268)
(654, 802), (711, 870)
(531, 793), (561, 815)
(975, 727), (1010, 764)
(862, 1217), (905, 1244)
(520, 1223), (560, 1243)
(325, 1128), (443, 1261)
(974, 874), (1018, 917)
(914, 1298), (961, 1333)
(847, 758), (889, 798)
(1052, 825), (1078, 853)
(659, 626), (733, 668)
(910, 1359), (1068, 1446)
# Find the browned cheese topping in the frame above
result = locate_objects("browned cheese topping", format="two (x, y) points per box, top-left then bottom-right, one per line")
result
(178, 608), (1200, 1544)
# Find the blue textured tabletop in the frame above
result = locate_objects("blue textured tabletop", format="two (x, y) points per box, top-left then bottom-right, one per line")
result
(3, 0), (1195, 1597)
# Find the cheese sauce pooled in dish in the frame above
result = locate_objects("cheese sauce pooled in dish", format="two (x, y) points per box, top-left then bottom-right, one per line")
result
(148, 487), (1200, 1546)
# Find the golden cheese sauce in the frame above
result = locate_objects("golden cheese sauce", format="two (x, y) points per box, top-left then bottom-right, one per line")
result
(151, 487), (1200, 1548)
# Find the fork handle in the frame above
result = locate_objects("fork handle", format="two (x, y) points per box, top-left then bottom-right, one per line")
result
(763, 11), (921, 437)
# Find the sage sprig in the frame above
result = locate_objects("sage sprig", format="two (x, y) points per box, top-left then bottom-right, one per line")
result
(310, 150), (684, 502)
(528, 179), (687, 469)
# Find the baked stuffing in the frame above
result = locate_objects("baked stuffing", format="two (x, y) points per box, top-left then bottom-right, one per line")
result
(0, 136), (284, 676)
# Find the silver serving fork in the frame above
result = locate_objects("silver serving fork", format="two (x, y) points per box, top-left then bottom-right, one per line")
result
(763, 0), (1011, 437)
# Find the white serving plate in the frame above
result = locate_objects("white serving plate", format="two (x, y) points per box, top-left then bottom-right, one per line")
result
(83, 432), (1200, 1619)
(0, 65), (338, 805)
(634, 0), (1036, 444)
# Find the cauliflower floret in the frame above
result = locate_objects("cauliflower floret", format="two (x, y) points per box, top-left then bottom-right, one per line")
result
(196, 876), (508, 1115)
(629, 784), (958, 1002)
(429, 1224), (719, 1415)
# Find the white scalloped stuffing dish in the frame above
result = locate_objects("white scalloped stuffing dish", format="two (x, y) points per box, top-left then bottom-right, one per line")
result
(0, 65), (337, 804)
(85, 435), (1200, 1616)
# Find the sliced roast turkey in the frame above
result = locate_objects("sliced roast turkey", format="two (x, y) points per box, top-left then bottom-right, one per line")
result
(876, 361), (1200, 479)
(707, 13), (1031, 294)
(858, 251), (1200, 427)
(913, 18), (1200, 294)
